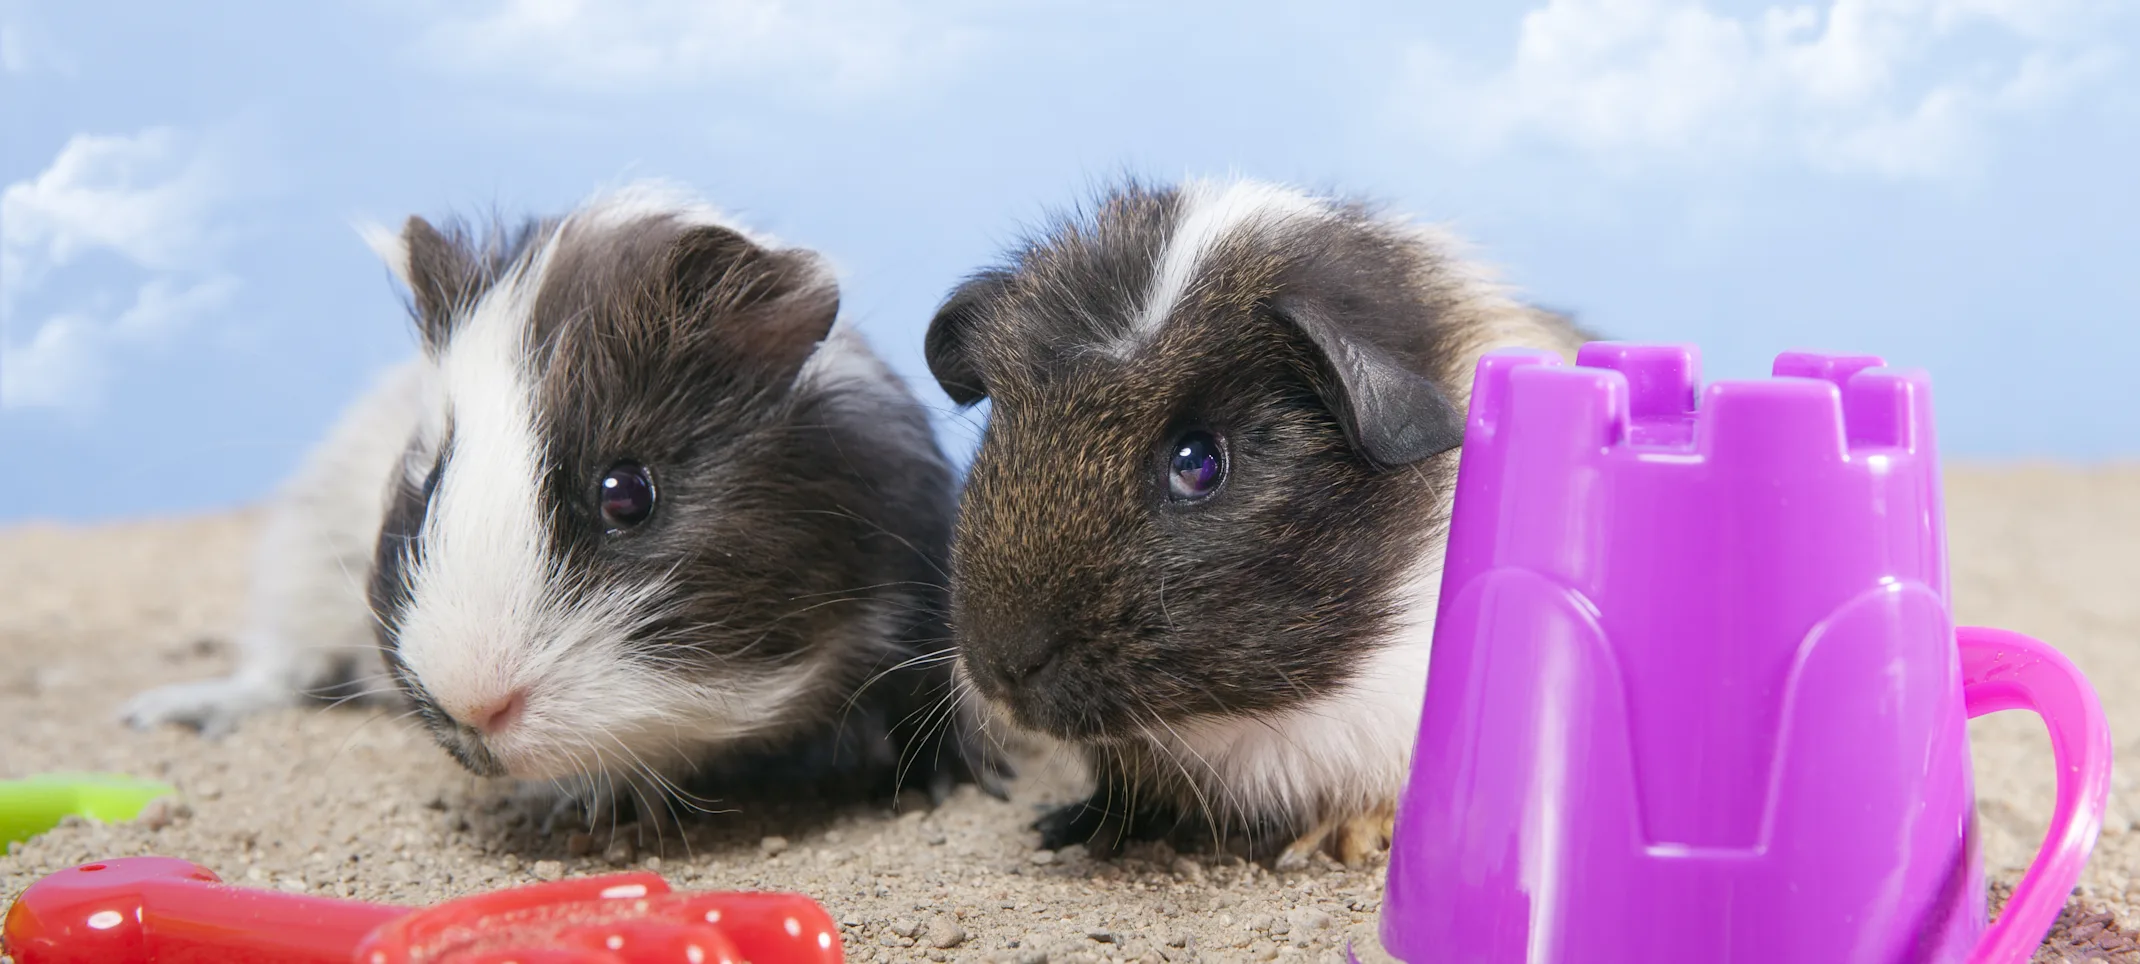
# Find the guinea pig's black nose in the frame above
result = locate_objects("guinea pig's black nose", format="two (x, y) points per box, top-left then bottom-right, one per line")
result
(988, 627), (1067, 687)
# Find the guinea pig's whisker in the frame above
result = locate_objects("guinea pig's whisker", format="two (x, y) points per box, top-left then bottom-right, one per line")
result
(617, 767), (672, 852)
(785, 580), (948, 599)
(616, 772), (651, 837)
(786, 507), (954, 583)
(834, 656), (937, 760)
(1146, 724), (1218, 837)
(318, 705), (428, 774)
(310, 676), (400, 712)
(867, 602), (954, 624)
(950, 666), (1026, 771)
(915, 398), (990, 433)
(622, 738), (719, 812)
(841, 648), (961, 715)
(1169, 668), (1229, 712)
(893, 687), (961, 789)
(1143, 702), (1224, 820)
(594, 765), (622, 838)
(931, 670), (982, 744)
(646, 732), (728, 813)
(560, 750), (603, 832)
(1142, 711), (1228, 844)
(270, 638), (380, 655)
(945, 677), (998, 781)
(645, 781), (689, 859)
(771, 593), (889, 621)
(1099, 741), (1137, 853)
(892, 673), (967, 793)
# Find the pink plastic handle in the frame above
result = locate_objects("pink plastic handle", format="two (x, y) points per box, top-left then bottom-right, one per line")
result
(1958, 626), (2115, 964)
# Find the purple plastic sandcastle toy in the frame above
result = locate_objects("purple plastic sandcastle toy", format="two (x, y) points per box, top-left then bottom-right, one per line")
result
(1369, 344), (2113, 964)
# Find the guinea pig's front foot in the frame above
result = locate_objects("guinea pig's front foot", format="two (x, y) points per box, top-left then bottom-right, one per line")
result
(1273, 802), (1397, 871)
(536, 783), (624, 837)
(119, 674), (290, 739)
(1034, 798), (1118, 854)
(1033, 794), (1176, 858)
(536, 793), (582, 837)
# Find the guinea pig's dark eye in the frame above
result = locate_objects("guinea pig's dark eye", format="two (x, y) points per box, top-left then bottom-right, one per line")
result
(599, 462), (656, 530)
(1166, 430), (1225, 502)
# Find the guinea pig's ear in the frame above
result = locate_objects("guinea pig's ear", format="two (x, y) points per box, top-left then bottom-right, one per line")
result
(925, 269), (1013, 406)
(356, 220), (415, 299)
(398, 215), (481, 353)
(1270, 296), (1468, 469)
(665, 225), (841, 380)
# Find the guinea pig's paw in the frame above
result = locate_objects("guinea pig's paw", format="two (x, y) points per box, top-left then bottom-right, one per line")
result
(534, 779), (661, 838)
(537, 787), (605, 837)
(1035, 799), (1099, 847)
(971, 759), (1015, 801)
(1334, 802), (1398, 867)
(937, 741), (1016, 802)
(1034, 795), (1180, 858)
(1034, 797), (1127, 855)
(1275, 803), (1398, 871)
(1274, 815), (1340, 871)
(118, 676), (285, 739)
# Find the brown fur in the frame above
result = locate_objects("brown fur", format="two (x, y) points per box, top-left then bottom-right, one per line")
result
(929, 178), (1591, 862)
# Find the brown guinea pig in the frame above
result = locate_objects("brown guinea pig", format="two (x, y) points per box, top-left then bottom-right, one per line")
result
(925, 177), (1592, 868)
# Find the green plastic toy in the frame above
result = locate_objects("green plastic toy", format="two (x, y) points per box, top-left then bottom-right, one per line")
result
(0, 773), (174, 845)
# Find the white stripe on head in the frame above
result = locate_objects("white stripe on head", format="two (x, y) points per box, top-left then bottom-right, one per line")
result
(1121, 178), (1329, 349)
(388, 227), (691, 774)
(794, 319), (892, 392)
(574, 178), (755, 235)
(563, 178), (841, 300)
(393, 232), (562, 733)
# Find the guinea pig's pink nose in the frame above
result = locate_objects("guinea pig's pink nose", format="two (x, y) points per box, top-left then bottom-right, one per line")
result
(469, 689), (527, 735)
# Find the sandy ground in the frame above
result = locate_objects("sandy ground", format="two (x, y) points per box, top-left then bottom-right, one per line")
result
(4, 464), (2140, 963)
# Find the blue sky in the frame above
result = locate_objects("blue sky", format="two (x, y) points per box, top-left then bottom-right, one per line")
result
(3, 0), (2136, 523)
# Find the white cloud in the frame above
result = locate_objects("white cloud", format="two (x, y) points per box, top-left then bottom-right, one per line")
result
(0, 279), (238, 409)
(106, 275), (241, 339)
(1, 128), (232, 296)
(411, 0), (994, 97)
(1, 312), (97, 410)
(1401, 0), (2129, 179)
(1, 128), (240, 411)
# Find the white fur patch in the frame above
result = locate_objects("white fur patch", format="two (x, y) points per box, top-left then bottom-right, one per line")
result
(564, 178), (840, 299)
(573, 178), (757, 237)
(391, 234), (562, 751)
(1141, 524), (1446, 828)
(1121, 179), (1328, 349)
(793, 318), (888, 392)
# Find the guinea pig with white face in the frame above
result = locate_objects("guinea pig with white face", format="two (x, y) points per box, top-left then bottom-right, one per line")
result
(126, 182), (987, 818)
(925, 177), (1591, 868)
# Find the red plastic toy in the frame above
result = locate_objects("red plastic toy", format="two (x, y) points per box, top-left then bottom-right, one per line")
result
(2, 856), (844, 963)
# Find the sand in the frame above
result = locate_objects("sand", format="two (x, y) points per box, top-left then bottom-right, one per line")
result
(4, 464), (2140, 963)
